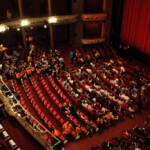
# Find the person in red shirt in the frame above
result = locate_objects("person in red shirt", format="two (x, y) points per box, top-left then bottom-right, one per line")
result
(26, 66), (34, 83)
(36, 66), (41, 80)
(15, 70), (21, 85)
(76, 123), (83, 137)
(26, 67), (32, 78)
(97, 115), (104, 129)
(51, 128), (63, 149)
(62, 121), (73, 141)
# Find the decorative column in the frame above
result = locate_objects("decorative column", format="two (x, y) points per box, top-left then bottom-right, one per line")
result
(101, 0), (107, 38)
(104, 0), (112, 44)
(103, 0), (107, 12)
(71, 0), (84, 47)
(18, 0), (27, 49)
(48, 0), (54, 49)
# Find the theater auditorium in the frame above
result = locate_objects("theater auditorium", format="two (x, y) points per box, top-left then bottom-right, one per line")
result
(0, 0), (150, 150)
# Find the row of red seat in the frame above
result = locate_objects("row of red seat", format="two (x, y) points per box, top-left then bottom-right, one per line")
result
(21, 79), (54, 144)
(32, 76), (77, 139)
(29, 77), (68, 142)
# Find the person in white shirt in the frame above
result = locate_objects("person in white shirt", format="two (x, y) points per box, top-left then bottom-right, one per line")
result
(86, 68), (92, 74)
(85, 85), (93, 92)
(112, 68), (118, 74)
(120, 66), (125, 73)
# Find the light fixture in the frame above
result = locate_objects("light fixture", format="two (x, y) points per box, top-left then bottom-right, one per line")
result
(44, 25), (47, 28)
(17, 112), (22, 117)
(17, 28), (20, 31)
(48, 17), (57, 23)
(0, 25), (6, 32)
(21, 20), (29, 26)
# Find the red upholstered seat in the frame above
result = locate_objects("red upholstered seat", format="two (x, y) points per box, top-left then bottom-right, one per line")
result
(56, 115), (60, 120)
(60, 119), (64, 124)
(53, 111), (57, 116)
(33, 120), (38, 126)
(44, 117), (48, 123)
(49, 107), (54, 112)
(43, 132), (50, 140)
(46, 103), (51, 109)
(58, 103), (62, 108)
(40, 113), (45, 119)
(47, 121), (52, 127)
(37, 108), (41, 114)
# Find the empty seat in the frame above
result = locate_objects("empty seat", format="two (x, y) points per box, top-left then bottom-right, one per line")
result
(53, 111), (57, 116)
(33, 120), (38, 126)
(44, 117), (49, 123)
(2, 131), (9, 139)
(40, 113), (45, 119)
(49, 107), (54, 112)
(56, 115), (61, 120)
(41, 96), (45, 101)
(37, 125), (45, 132)
(47, 121), (52, 127)
(44, 100), (48, 105)
(60, 119), (64, 124)
(43, 132), (50, 140)
(55, 100), (59, 104)
(37, 108), (42, 114)
(46, 103), (51, 109)
(58, 103), (62, 108)
(47, 90), (51, 94)
(8, 139), (16, 148)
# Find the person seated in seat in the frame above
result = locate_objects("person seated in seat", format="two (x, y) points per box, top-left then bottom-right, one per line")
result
(62, 121), (73, 142)
(15, 70), (21, 85)
(69, 103), (77, 118)
(26, 66), (32, 79)
(51, 128), (63, 150)
(76, 123), (84, 137)
(62, 102), (70, 115)
(97, 114), (104, 129)
(86, 120), (93, 137)
(69, 50), (74, 65)
(36, 66), (41, 81)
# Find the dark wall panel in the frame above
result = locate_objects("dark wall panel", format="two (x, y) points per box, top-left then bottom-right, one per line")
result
(51, 0), (68, 15)
(0, 30), (22, 47)
(83, 24), (101, 38)
(53, 25), (69, 42)
(0, 0), (19, 21)
(84, 0), (103, 13)
(22, 0), (47, 17)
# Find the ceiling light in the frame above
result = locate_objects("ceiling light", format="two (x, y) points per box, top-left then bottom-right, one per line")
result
(0, 26), (6, 32)
(44, 25), (47, 28)
(48, 17), (57, 23)
(21, 20), (29, 26)
(17, 28), (20, 31)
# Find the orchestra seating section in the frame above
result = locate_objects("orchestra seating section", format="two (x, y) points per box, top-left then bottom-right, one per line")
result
(0, 123), (21, 150)
(101, 125), (150, 150)
(0, 44), (149, 149)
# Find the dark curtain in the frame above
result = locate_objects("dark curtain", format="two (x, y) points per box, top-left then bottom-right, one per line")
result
(120, 0), (150, 55)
